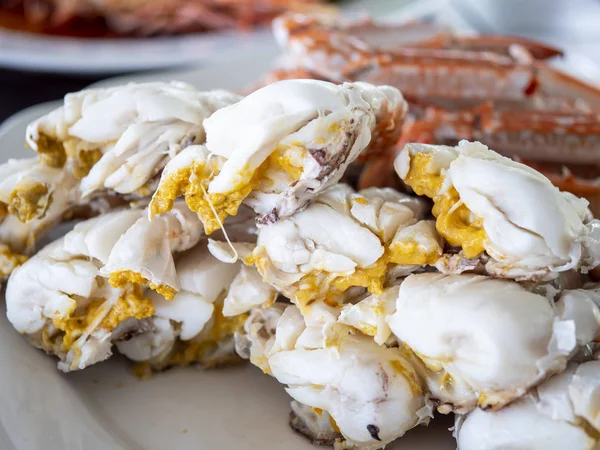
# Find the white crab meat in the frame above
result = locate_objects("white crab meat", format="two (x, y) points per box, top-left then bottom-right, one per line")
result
(5, 202), (202, 371)
(0, 157), (80, 254)
(395, 140), (600, 280)
(456, 360), (600, 450)
(0, 83), (238, 263)
(26, 82), (240, 196)
(99, 203), (203, 299)
(238, 303), (429, 449)
(338, 285), (399, 345)
(387, 273), (600, 413)
(116, 240), (274, 369)
(233, 184), (440, 310)
(149, 79), (407, 234)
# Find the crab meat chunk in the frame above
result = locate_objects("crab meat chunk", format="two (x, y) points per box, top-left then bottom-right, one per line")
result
(117, 241), (274, 370)
(456, 361), (600, 450)
(395, 140), (600, 280)
(237, 302), (429, 449)
(233, 184), (440, 310)
(387, 273), (600, 413)
(5, 202), (202, 371)
(150, 79), (407, 234)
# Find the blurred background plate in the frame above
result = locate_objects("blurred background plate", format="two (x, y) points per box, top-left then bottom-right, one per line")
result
(0, 26), (277, 74)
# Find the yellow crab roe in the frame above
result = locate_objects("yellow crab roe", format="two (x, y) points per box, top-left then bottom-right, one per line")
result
(35, 133), (67, 168)
(52, 285), (154, 351)
(0, 245), (28, 278)
(250, 233), (441, 311)
(404, 153), (486, 258)
(109, 270), (177, 301)
(64, 143), (103, 180)
(150, 146), (305, 234)
(388, 239), (442, 265)
(166, 299), (247, 368)
(388, 359), (423, 396)
(8, 181), (51, 222)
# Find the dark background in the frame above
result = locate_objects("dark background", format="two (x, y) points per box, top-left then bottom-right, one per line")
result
(0, 69), (106, 122)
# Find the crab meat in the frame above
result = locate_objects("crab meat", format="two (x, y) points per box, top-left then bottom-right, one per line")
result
(338, 285), (399, 346)
(456, 360), (600, 450)
(116, 240), (275, 370)
(149, 79), (407, 234)
(387, 273), (600, 413)
(5, 202), (202, 371)
(25, 82), (239, 197)
(395, 140), (600, 280)
(0, 83), (238, 266)
(218, 184), (440, 311)
(238, 303), (430, 449)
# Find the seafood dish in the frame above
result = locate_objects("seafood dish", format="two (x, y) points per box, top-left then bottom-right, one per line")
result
(4, 13), (600, 450)
(0, 0), (329, 37)
(264, 13), (600, 214)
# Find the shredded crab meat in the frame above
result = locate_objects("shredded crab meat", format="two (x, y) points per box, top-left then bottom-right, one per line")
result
(395, 140), (600, 280)
(5, 202), (203, 371)
(216, 184), (441, 312)
(456, 361), (600, 450)
(150, 79), (407, 234)
(387, 273), (600, 413)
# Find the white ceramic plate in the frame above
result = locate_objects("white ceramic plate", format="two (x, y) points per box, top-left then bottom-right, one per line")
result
(0, 53), (456, 450)
(0, 26), (277, 74)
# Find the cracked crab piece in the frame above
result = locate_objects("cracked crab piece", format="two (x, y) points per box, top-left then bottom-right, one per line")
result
(100, 202), (203, 299)
(5, 203), (203, 371)
(0, 157), (80, 254)
(395, 140), (600, 280)
(387, 273), (600, 413)
(116, 240), (274, 371)
(149, 79), (406, 234)
(25, 82), (240, 198)
(6, 211), (151, 371)
(0, 243), (28, 280)
(456, 360), (600, 450)
(338, 285), (399, 346)
(241, 184), (441, 310)
(239, 303), (430, 449)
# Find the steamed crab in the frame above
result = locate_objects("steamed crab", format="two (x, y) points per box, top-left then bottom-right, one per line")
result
(236, 303), (432, 449)
(210, 183), (442, 312)
(0, 82), (239, 278)
(10, 0), (330, 36)
(387, 273), (600, 413)
(116, 241), (276, 371)
(149, 79), (407, 233)
(5, 201), (203, 371)
(395, 140), (600, 280)
(266, 13), (600, 209)
(455, 360), (600, 450)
